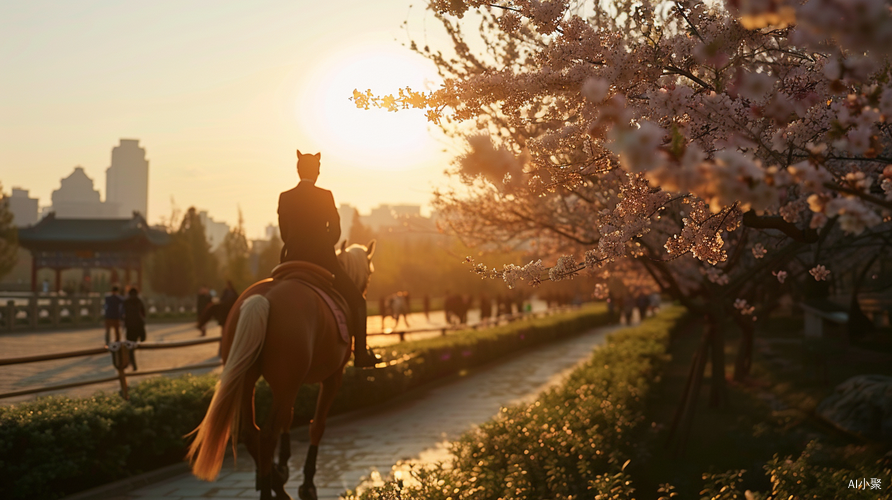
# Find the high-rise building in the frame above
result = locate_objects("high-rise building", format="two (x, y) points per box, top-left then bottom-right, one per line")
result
(51, 167), (120, 218)
(337, 203), (355, 244)
(199, 210), (230, 251)
(106, 139), (149, 218)
(7, 188), (39, 227)
(265, 224), (280, 241)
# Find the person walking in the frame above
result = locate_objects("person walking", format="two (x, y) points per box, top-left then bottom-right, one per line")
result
(104, 286), (124, 345)
(423, 293), (430, 321)
(123, 288), (147, 371)
(196, 286), (212, 336)
(219, 280), (239, 325)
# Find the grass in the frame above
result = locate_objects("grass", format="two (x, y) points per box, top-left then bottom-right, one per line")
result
(633, 314), (892, 498)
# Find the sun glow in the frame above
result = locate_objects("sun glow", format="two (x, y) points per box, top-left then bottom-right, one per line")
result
(296, 45), (441, 171)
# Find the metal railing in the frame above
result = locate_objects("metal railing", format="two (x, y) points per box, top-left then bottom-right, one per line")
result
(0, 306), (576, 401)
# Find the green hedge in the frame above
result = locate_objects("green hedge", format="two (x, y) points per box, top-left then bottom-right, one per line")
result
(0, 304), (611, 500)
(350, 306), (892, 500)
(349, 306), (687, 500)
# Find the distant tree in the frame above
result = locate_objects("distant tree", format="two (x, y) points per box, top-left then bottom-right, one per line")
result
(147, 206), (218, 297)
(222, 208), (253, 291)
(348, 208), (376, 246)
(254, 236), (282, 281)
(179, 207), (218, 289)
(0, 184), (19, 280)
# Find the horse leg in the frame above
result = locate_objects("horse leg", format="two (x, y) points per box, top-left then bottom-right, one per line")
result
(254, 389), (298, 500)
(298, 371), (344, 500)
(233, 369), (266, 498)
(276, 430), (291, 487)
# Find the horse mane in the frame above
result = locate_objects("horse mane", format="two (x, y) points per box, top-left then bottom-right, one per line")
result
(337, 244), (372, 289)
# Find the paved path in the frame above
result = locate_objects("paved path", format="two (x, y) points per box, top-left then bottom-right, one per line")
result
(107, 323), (619, 500)
(0, 304), (547, 405)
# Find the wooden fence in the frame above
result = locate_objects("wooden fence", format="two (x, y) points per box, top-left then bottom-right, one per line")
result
(0, 307), (573, 401)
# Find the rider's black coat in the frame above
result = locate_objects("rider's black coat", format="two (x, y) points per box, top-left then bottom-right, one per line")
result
(277, 180), (341, 274)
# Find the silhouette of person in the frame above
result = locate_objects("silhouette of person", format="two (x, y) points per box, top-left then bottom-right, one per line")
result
(123, 288), (147, 371)
(277, 149), (380, 368)
(220, 280), (238, 322)
(196, 286), (212, 336)
(104, 285), (124, 345)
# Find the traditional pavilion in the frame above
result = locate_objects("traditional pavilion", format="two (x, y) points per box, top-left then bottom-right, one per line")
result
(18, 212), (169, 292)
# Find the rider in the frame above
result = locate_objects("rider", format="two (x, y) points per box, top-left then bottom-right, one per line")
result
(277, 149), (381, 368)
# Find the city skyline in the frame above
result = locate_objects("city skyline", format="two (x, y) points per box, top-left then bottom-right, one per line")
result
(8, 152), (435, 229)
(1, 1), (463, 239)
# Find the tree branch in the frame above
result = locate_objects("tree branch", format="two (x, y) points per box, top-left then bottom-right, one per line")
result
(741, 210), (819, 243)
(824, 182), (892, 211)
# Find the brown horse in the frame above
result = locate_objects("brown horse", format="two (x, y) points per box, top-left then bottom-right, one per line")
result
(187, 241), (376, 500)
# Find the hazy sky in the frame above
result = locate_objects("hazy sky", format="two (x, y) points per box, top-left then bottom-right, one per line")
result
(1, 0), (460, 238)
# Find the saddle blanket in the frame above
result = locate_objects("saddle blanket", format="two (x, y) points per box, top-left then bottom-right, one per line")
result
(270, 261), (351, 344)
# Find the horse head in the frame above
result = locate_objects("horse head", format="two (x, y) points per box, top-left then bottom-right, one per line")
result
(337, 239), (376, 294)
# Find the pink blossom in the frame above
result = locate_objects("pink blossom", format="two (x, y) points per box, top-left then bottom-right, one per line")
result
(582, 77), (610, 102)
(809, 265), (831, 281)
(751, 243), (767, 259)
(734, 298), (755, 315)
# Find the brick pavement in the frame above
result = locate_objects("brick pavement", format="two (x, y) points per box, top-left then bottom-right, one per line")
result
(97, 323), (621, 500)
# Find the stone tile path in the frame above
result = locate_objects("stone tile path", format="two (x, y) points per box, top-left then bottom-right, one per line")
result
(104, 323), (619, 500)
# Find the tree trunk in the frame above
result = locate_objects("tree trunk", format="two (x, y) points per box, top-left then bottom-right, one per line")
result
(707, 313), (727, 408)
(733, 314), (754, 382)
(667, 323), (711, 456)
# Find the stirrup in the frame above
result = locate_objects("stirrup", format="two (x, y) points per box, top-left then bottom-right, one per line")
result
(353, 348), (382, 368)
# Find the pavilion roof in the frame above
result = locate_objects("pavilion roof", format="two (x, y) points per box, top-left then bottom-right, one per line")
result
(18, 212), (170, 252)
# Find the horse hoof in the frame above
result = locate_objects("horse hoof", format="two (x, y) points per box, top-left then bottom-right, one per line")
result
(274, 490), (294, 500)
(298, 484), (317, 500)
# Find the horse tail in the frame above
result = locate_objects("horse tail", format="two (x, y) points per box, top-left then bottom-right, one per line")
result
(187, 294), (270, 481)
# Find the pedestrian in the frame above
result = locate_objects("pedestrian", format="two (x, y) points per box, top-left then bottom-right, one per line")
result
(123, 288), (147, 371)
(423, 293), (430, 321)
(104, 286), (124, 345)
(196, 286), (212, 336)
(220, 280), (239, 324)
(479, 293), (491, 323)
(649, 292), (662, 314)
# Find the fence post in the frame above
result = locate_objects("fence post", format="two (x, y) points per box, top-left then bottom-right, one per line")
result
(51, 297), (60, 327)
(114, 342), (130, 400)
(71, 296), (80, 326)
(399, 331), (406, 342)
(92, 296), (102, 323)
(441, 328), (447, 336)
(5, 300), (14, 331)
(29, 296), (38, 329)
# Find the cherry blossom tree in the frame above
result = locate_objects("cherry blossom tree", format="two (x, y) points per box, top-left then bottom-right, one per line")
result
(357, 0), (892, 447)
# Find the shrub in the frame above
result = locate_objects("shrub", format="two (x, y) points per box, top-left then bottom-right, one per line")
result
(0, 304), (610, 499)
(0, 374), (217, 500)
(350, 306), (892, 500)
(349, 306), (686, 500)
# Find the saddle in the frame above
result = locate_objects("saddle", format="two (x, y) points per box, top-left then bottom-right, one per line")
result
(270, 261), (351, 344)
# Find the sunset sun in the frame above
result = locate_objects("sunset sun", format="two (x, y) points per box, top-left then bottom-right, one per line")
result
(296, 45), (441, 171)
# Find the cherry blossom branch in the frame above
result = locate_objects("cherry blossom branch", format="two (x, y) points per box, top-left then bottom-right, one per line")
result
(662, 65), (714, 91)
(509, 209), (596, 245)
(721, 228), (749, 273)
(824, 182), (892, 211)
(673, 2), (704, 43)
(741, 211), (819, 243)
(485, 3), (521, 14)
